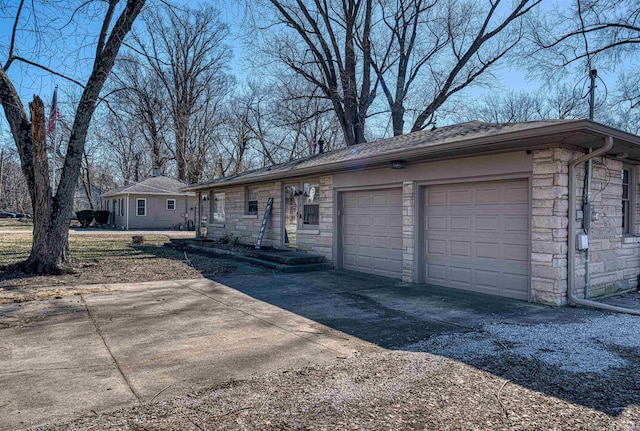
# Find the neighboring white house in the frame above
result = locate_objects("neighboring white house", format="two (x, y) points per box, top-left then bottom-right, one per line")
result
(101, 176), (196, 230)
(184, 119), (640, 306)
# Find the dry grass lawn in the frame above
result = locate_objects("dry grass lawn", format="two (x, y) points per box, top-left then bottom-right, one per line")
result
(0, 230), (234, 304)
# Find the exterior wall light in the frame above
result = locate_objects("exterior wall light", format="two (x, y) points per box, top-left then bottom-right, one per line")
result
(391, 160), (406, 169)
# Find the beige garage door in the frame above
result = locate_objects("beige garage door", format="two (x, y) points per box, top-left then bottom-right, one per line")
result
(424, 180), (530, 300)
(341, 189), (403, 279)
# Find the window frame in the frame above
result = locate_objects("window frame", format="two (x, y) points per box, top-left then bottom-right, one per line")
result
(166, 198), (176, 211)
(136, 198), (147, 217)
(301, 181), (320, 228)
(212, 192), (226, 222)
(622, 165), (636, 235)
(245, 187), (259, 216)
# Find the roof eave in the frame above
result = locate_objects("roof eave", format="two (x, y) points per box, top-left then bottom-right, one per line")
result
(184, 120), (640, 191)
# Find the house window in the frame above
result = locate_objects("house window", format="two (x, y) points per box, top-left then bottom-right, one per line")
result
(105, 200), (109, 211)
(246, 188), (258, 215)
(136, 198), (146, 216)
(212, 192), (225, 222)
(622, 167), (632, 234)
(302, 182), (319, 226)
(166, 199), (176, 211)
(119, 198), (124, 217)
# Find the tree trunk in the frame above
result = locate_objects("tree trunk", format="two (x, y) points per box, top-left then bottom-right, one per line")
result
(22, 96), (70, 274)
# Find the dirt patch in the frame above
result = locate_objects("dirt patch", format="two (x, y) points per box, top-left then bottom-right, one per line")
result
(36, 350), (639, 431)
(0, 233), (235, 304)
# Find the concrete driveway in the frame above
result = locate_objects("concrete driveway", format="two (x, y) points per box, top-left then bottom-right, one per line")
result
(0, 267), (626, 430)
(0, 278), (374, 430)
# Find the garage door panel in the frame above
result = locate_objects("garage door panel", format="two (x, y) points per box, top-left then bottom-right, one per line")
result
(504, 216), (529, 232)
(427, 191), (447, 205)
(476, 269), (499, 288)
(341, 188), (403, 279)
(427, 216), (447, 230)
(503, 244), (528, 262)
(504, 185), (529, 203)
(476, 216), (499, 231)
(424, 180), (530, 300)
(476, 242), (500, 260)
(450, 216), (471, 230)
(450, 241), (471, 257)
(450, 266), (472, 284)
(503, 273), (529, 293)
(476, 188), (500, 204)
(427, 239), (447, 255)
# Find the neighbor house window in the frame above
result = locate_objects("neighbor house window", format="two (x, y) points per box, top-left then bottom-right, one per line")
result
(213, 192), (225, 222)
(302, 181), (319, 226)
(622, 167), (632, 234)
(166, 199), (176, 211)
(246, 188), (258, 215)
(136, 198), (146, 216)
(119, 198), (124, 216)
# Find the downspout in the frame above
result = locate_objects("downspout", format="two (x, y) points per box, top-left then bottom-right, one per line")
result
(568, 136), (640, 315)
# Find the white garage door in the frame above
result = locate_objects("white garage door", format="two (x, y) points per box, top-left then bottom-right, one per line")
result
(341, 189), (403, 279)
(424, 180), (530, 300)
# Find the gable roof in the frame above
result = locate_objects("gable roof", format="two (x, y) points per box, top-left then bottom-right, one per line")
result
(185, 119), (640, 191)
(101, 176), (195, 198)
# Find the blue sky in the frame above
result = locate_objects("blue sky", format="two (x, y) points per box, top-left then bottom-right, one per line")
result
(0, 0), (625, 147)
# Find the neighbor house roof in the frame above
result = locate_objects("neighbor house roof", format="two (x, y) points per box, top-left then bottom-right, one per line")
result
(184, 119), (640, 191)
(102, 176), (195, 198)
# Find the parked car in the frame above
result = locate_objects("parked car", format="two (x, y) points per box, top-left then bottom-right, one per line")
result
(0, 211), (16, 218)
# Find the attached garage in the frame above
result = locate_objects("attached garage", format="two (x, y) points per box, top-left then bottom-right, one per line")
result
(423, 179), (530, 300)
(340, 188), (403, 279)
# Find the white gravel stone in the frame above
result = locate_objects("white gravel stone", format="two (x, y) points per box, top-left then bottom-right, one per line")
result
(406, 314), (640, 374)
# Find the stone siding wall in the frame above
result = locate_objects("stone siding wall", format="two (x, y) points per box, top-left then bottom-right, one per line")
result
(402, 181), (415, 283)
(531, 147), (640, 305)
(202, 175), (334, 261)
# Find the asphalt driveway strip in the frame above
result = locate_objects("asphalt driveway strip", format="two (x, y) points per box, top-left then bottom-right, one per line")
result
(0, 267), (638, 430)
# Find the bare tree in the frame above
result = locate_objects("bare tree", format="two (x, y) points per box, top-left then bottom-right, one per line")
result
(529, 0), (640, 121)
(98, 113), (148, 183)
(0, 0), (145, 273)
(250, 0), (376, 146)
(127, 4), (232, 183)
(0, 146), (30, 213)
(456, 85), (586, 124)
(109, 56), (170, 173)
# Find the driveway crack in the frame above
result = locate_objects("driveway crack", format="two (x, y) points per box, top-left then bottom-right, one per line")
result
(80, 294), (141, 403)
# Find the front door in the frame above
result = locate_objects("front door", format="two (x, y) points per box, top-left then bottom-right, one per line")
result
(284, 184), (298, 247)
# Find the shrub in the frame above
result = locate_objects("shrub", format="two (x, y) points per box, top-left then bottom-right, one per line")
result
(93, 210), (110, 225)
(76, 210), (94, 228)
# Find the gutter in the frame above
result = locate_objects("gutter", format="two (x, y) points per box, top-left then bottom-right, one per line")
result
(568, 136), (640, 316)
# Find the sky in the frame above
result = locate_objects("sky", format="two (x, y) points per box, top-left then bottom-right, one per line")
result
(0, 0), (627, 148)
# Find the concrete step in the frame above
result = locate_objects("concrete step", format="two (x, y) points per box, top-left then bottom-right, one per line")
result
(167, 241), (332, 273)
(243, 250), (325, 265)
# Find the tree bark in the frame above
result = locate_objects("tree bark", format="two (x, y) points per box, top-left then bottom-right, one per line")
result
(0, 0), (146, 274)
(23, 96), (70, 274)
